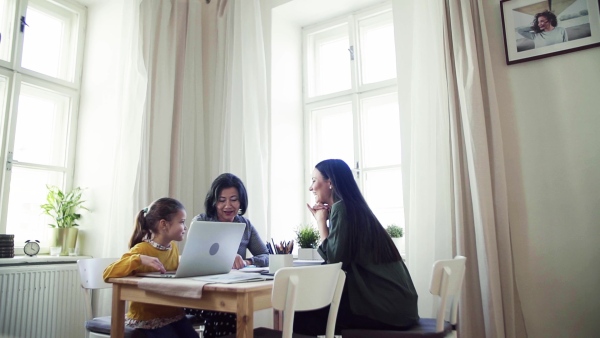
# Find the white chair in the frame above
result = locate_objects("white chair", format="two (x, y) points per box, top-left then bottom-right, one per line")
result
(77, 257), (137, 338)
(225, 262), (346, 338)
(342, 255), (467, 338)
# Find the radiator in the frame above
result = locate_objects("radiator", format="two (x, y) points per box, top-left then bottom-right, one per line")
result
(0, 263), (87, 338)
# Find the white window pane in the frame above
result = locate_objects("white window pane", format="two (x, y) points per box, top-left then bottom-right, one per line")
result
(363, 168), (404, 228)
(22, 0), (79, 82)
(312, 103), (354, 167)
(358, 11), (396, 85)
(307, 23), (351, 97)
(0, 0), (16, 62)
(5, 167), (64, 246)
(360, 93), (401, 167)
(14, 82), (70, 166)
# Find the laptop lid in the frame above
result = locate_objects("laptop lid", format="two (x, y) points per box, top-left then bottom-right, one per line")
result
(138, 220), (245, 278)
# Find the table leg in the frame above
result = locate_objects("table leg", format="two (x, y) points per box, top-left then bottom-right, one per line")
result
(111, 284), (126, 338)
(273, 309), (283, 330)
(236, 293), (253, 338)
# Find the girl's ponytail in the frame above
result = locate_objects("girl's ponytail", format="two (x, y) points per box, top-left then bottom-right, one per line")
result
(129, 209), (149, 248)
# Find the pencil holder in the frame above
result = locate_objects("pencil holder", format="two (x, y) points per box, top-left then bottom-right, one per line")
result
(269, 254), (293, 274)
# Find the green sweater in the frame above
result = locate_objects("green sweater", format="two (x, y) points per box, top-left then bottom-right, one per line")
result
(318, 201), (419, 327)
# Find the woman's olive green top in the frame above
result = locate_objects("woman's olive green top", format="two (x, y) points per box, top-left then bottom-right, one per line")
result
(318, 200), (419, 327)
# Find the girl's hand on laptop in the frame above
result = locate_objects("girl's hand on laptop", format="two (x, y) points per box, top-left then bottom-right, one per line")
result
(232, 254), (249, 270)
(140, 255), (166, 273)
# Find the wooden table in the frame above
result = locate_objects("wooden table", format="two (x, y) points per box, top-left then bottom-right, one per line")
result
(109, 276), (273, 338)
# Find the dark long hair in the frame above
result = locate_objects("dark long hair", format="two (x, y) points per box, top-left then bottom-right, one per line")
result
(315, 159), (401, 264)
(129, 197), (185, 248)
(204, 173), (248, 218)
(532, 10), (558, 33)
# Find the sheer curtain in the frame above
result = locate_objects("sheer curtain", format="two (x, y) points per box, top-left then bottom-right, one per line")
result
(393, 0), (526, 337)
(102, 0), (146, 257)
(136, 0), (206, 213)
(204, 0), (269, 235)
(101, 0), (206, 260)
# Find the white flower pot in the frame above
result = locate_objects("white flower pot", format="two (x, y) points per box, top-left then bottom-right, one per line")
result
(298, 248), (319, 260)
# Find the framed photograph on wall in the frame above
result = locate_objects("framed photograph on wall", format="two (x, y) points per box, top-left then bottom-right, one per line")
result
(501, 0), (600, 64)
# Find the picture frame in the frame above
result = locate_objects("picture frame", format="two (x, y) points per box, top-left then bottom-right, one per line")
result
(500, 0), (600, 64)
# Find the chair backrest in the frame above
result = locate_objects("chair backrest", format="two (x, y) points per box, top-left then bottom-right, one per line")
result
(429, 255), (466, 333)
(77, 258), (118, 322)
(78, 258), (117, 290)
(271, 262), (346, 338)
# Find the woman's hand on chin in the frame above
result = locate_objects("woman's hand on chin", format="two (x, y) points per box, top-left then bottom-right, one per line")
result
(307, 202), (330, 223)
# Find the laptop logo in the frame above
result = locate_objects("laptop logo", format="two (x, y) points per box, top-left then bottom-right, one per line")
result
(209, 243), (219, 255)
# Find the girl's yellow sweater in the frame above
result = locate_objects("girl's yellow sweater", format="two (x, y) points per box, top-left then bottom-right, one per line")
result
(103, 241), (184, 323)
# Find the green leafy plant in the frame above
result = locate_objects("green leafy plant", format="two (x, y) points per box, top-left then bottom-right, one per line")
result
(295, 224), (320, 249)
(385, 224), (404, 238)
(41, 185), (88, 228)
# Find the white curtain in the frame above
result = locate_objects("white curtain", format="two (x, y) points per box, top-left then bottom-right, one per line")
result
(98, 0), (206, 314)
(393, 0), (526, 337)
(204, 0), (269, 235)
(100, 0), (268, 269)
(102, 0), (146, 257)
(98, 0), (146, 315)
(136, 0), (206, 213)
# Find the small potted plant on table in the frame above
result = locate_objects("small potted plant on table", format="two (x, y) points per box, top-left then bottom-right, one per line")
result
(295, 224), (320, 260)
(41, 185), (87, 256)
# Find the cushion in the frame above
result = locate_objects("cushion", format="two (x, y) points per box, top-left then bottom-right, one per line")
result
(85, 316), (137, 338)
(342, 318), (452, 338)
(222, 327), (317, 337)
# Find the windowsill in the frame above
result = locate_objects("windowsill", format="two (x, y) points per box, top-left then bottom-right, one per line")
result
(0, 255), (92, 266)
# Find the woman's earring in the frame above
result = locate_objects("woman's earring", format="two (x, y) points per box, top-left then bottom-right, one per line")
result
(329, 185), (332, 190)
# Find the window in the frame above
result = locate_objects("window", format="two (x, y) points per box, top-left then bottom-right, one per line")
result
(304, 2), (405, 231)
(0, 0), (85, 253)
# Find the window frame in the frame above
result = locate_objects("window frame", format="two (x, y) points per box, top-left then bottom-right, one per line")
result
(302, 1), (405, 231)
(0, 0), (86, 253)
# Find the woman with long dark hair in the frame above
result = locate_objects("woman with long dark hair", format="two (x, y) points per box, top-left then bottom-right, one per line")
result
(294, 159), (419, 335)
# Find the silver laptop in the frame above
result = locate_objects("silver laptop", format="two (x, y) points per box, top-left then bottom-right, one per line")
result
(137, 220), (245, 278)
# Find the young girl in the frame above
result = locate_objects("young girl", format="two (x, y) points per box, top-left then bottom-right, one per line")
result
(103, 197), (198, 338)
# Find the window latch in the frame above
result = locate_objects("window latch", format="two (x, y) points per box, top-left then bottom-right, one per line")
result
(348, 46), (354, 60)
(6, 151), (16, 171)
(20, 16), (29, 33)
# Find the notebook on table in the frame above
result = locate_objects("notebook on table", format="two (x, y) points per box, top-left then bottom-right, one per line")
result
(193, 272), (273, 284)
(136, 220), (245, 279)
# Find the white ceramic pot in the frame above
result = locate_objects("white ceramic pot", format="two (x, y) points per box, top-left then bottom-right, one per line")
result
(298, 248), (319, 260)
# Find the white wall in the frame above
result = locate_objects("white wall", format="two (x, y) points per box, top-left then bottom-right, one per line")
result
(483, 2), (600, 337)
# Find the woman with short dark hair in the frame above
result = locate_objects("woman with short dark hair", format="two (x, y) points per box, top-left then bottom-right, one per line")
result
(187, 173), (269, 337)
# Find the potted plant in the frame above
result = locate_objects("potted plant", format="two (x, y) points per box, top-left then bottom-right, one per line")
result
(385, 224), (404, 255)
(295, 224), (320, 260)
(41, 185), (87, 256)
